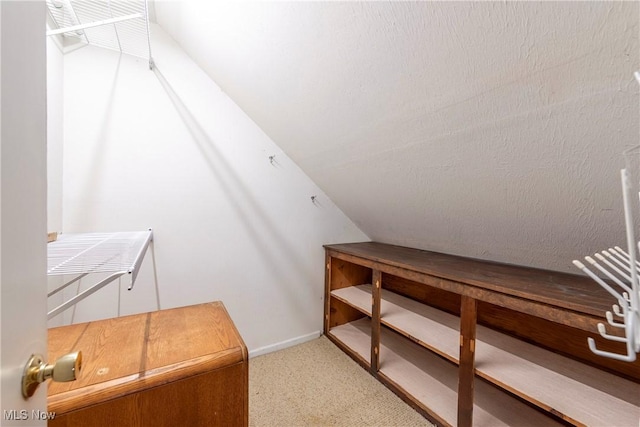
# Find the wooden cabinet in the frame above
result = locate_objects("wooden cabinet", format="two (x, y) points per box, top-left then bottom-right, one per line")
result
(324, 242), (640, 427)
(47, 302), (248, 427)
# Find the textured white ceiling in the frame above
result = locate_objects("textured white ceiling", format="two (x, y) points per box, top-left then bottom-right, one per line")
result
(155, 1), (639, 273)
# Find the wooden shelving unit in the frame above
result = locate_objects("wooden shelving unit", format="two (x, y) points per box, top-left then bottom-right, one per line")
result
(324, 242), (640, 427)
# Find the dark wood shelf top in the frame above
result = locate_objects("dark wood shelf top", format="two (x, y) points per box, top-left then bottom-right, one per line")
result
(325, 241), (615, 318)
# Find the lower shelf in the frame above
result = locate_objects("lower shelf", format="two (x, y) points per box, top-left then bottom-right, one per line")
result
(329, 318), (562, 427)
(332, 285), (640, 426)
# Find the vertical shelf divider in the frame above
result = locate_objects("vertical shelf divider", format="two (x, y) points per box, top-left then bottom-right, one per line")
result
(458, 295), (478, 427)
(324, 252), (331, 334)
(371, 270), (382, 375)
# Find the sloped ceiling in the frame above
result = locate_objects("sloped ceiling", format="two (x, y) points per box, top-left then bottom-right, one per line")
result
(154, 1), (639, 273)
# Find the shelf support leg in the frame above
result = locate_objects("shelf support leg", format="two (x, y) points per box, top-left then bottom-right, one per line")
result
(324, 253), (332, 335)
(458, 295), (477, 427)
(370, 270), (382, 375)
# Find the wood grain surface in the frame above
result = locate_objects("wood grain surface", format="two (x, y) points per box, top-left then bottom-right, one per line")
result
(48, 301), (248, 426)
(325, 242), (616, 316)
(457, 296), (477, 427)
(324, 242), (640, 426)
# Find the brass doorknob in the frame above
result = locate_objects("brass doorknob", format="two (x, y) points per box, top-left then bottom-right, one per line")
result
(22, 351), (82, 398)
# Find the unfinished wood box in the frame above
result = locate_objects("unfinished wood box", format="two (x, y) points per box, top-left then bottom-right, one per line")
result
(47, 302), (248, 427)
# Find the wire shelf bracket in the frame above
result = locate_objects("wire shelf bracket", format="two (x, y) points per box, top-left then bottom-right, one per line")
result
(47, 229), (153, 320)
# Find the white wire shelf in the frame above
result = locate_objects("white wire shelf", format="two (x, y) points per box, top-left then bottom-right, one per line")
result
(47, 230), (153, 319)
(46, 0), (154, 68)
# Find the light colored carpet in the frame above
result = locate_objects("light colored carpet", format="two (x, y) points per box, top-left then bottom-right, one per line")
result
(249, 336), (434, 427)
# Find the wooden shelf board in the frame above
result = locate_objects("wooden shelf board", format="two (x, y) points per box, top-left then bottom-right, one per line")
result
(475, 327), (640, 426)
(325, 242), (614, 316)
(380, 323), (564, 427)
(381, 286), (460, 363)
(328, 319), (371, 366)
(332, 285), (460, 362)
(331, 285), (372, 317)
(331, 319), (562, 427)
(332, 285), (640, 426)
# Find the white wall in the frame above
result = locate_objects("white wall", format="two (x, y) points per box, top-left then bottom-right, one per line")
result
(155, 1), (640, 273)
(58, 24), (368, 353)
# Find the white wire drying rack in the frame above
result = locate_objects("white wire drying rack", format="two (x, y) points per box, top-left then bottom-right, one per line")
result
(572, 72), (640, 362)
(47, 230), (153, 319)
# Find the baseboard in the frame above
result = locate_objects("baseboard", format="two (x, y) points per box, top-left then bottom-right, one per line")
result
(249, 330), (322, 359)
